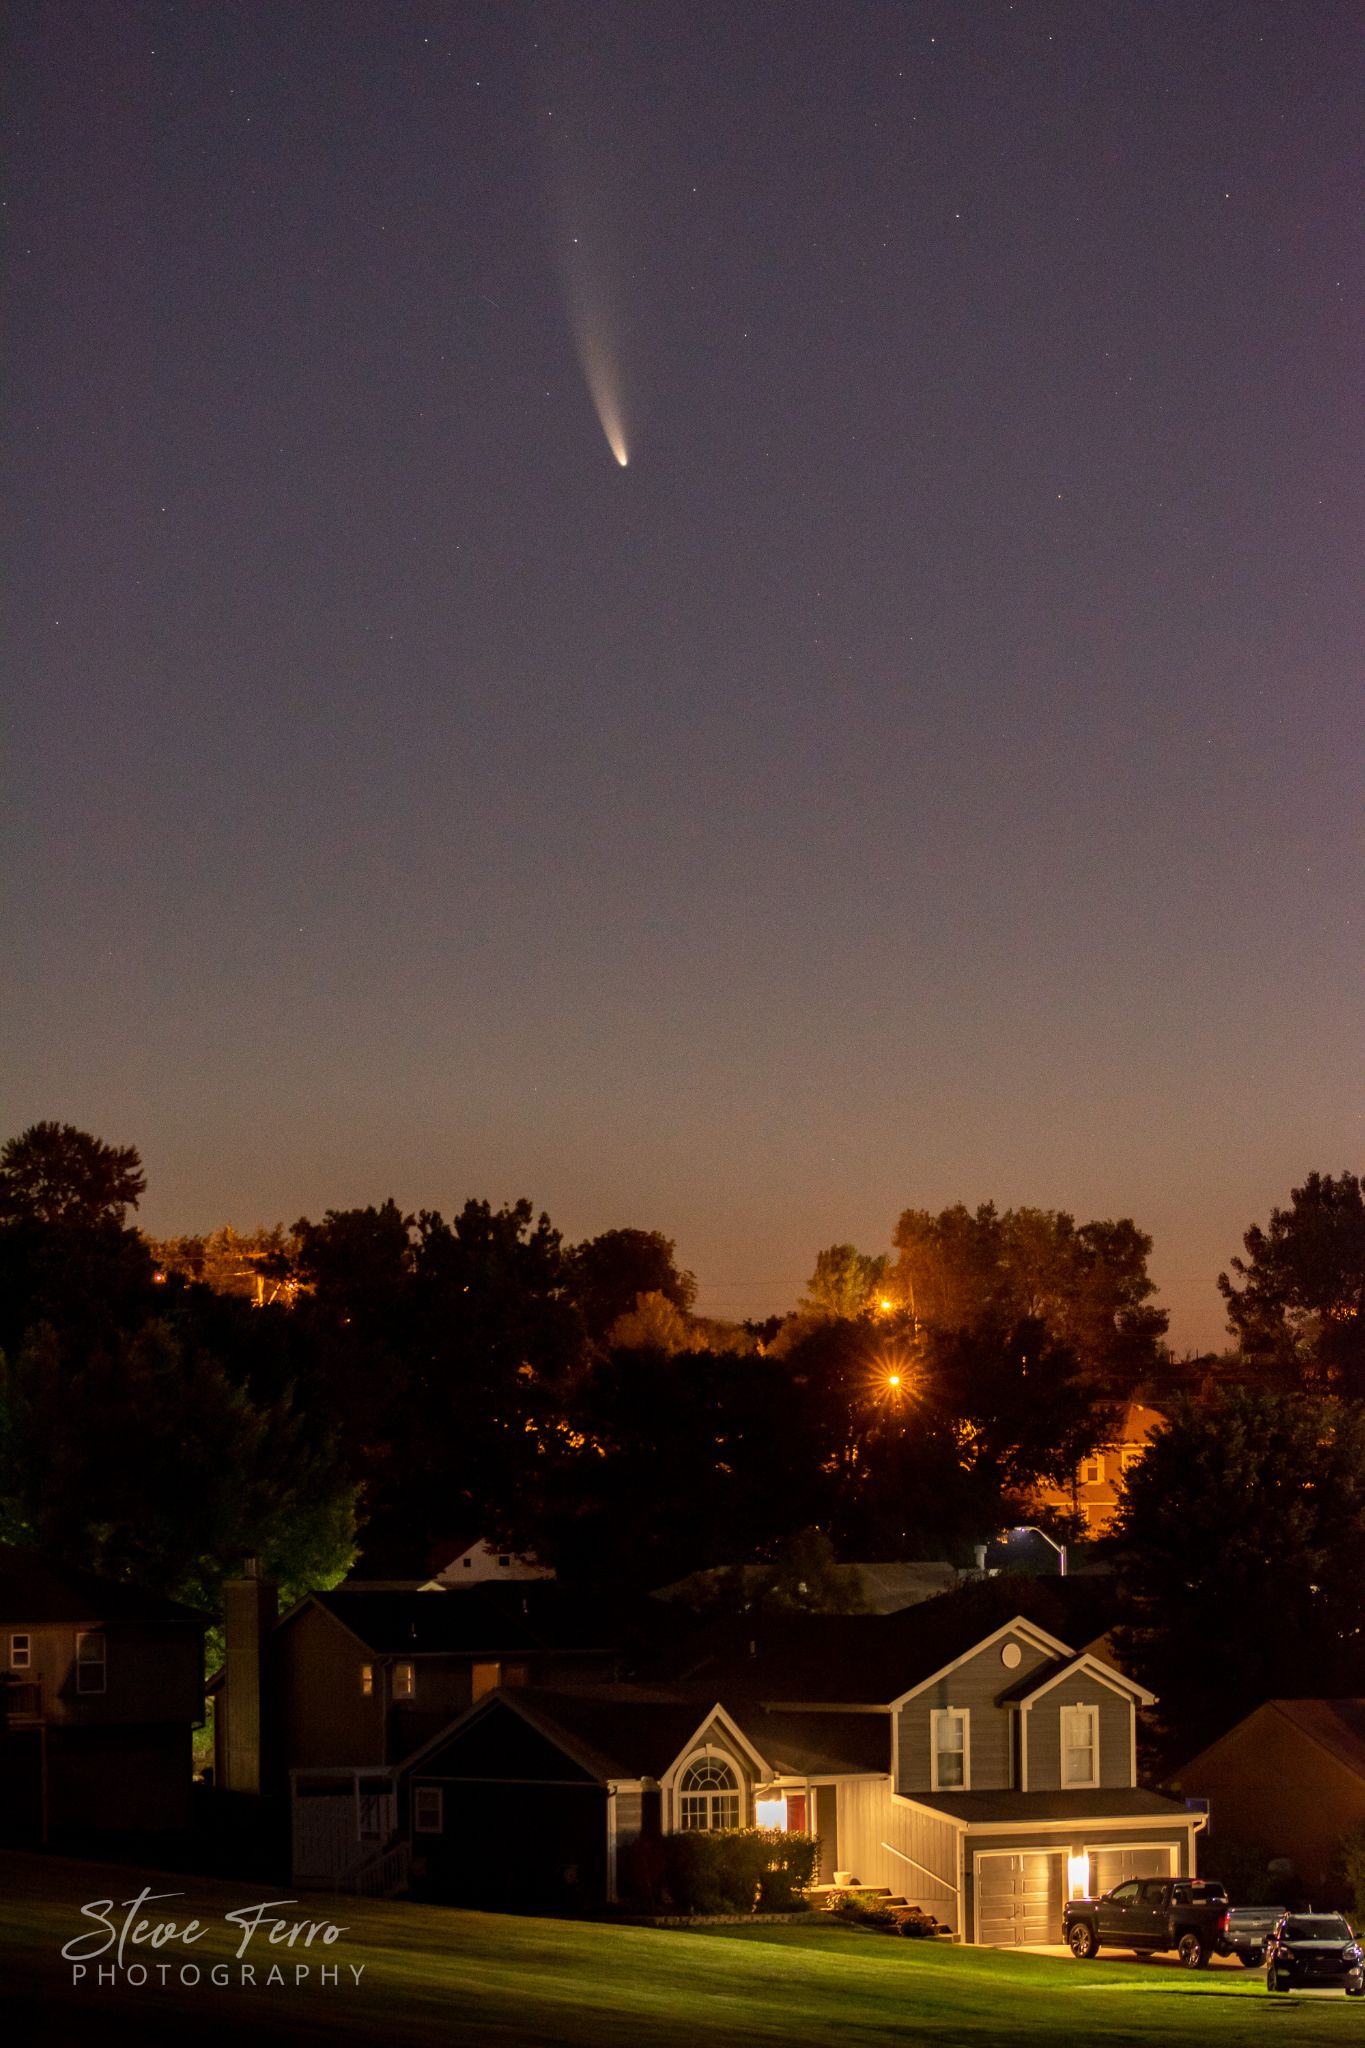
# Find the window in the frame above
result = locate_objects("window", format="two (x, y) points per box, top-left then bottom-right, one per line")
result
(414, 1786), (444, 1834)
(931, 1708), (969, 1790)
(392, 1662), (414, 1699)
(1079, 1455), (1104, 1485)
(472, 1661), (502, 1701)
(1119, 1448), (1143, 1472)
(1062, 1703), (1098, 1787)
(1110, 1880), (1142, 1905)
(76, 1632), (106, 1695)
(679, 1755), (740, 1831)
(360, 1663), (374, 1696)
(9, 1634), (30, 1670)
(497, 1556), (510, 1567)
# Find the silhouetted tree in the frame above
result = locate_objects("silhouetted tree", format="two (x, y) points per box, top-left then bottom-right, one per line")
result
(565, 1228), (695, 1344)
(1219, 1172), (1365, 1394)
(0, 1121), (146, 1226)
(1112, 1388), (1365, 1761)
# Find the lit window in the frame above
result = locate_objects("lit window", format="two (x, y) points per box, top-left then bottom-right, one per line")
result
(472, 1661), (502, 1701)
(10, 1634), (30, 1670)
(679, 1755), (740, 1831)
(76, 1632), (106, 1695)
(1062, 1704), (1099, 1787)
(931, 1709), (969, 1790)
(393, 1662), (415, 1699)
(360, 1663), (374, 1696)
(414, 1786), (443, 1833)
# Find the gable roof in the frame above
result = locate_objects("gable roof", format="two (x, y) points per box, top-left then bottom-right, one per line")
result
(685, 1605), (1071, 1707)
(999, 1651), (1156, 1708)
(0, 1545), (207, 1626)
(398, 1683), (892, 1786)
(1176, 1699), (1365, 1787)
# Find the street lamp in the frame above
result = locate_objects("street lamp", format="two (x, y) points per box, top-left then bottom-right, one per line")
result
(1009, 1525), (1068, 1577)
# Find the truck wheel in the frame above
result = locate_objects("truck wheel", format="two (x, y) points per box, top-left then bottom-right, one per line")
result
(1346, 1984), (1363, 1998)
(1266, 1967), (1281, 1992)
(1177, 1932), (1209, 1969)
(1068, 1923), (1099, 1959)
(1239, 1950), (1264, 1968)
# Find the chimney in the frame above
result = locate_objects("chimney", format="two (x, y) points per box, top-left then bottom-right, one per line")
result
(221, 1562), (278, 1795)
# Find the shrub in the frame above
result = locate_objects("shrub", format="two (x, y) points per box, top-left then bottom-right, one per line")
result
(661, 1830), (819, 1915)
(1338, 1825), (1365, 1920)
(892, 1907), (940, 1938)
(1198, 1839), (1298, 1906)
(825, 1889), (898, 1929)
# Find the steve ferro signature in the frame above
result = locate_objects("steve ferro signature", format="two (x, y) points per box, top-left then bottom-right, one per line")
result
(61, 1887), (365, 1982)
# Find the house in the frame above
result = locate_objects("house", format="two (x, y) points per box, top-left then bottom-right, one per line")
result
(1170, 1699), (1365, 1901)
(208, 1571), (638, 1889)
(421, 1538), (555, 1589)
(1039, 1400), (1165, 1535)
(0, 1546), (206, 1845)
(392, 1600), (1200, 1942)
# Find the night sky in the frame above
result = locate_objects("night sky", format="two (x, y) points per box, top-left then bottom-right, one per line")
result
(5, 1), (1362, 1351)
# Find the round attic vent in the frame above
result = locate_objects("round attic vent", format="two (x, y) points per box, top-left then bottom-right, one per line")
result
(1001, 1640), (1022, 1669)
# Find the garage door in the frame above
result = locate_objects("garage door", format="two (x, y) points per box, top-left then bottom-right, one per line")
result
(1090, 1847), (1173, 1895)
(977, 1853), (1063, 1946)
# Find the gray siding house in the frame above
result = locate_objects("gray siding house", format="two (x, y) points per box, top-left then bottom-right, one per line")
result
(383, 1604), (1199, 1942)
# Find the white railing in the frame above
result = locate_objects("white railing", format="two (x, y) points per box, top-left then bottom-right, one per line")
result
(341, 1837), (412, 1898)
(880, 1840), (960, 1924)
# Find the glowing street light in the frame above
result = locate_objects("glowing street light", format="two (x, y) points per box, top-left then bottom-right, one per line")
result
(1010, 1524), (1068, 1576)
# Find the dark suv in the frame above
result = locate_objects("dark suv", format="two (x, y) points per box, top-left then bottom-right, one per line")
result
(1265, 1914), (1365, 1995)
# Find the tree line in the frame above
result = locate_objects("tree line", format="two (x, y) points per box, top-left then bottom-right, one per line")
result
(5, 1122), (1365, 1761)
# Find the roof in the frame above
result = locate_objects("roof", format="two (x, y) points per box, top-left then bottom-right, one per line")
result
(308, 1582), (628, 1657)
(997, 1652), (1154, 1707)
(910, 1786), (1194, 1825)
(0, 1545), (207, 1626)
(405, 1683), (891, 1784)
(683, 1582), (1098, 1705)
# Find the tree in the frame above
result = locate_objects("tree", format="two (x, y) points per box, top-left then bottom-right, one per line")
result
(0, 1122), (146, 1226)
(1218, 1173), (1365, 1393)
(1111, 1388), (1365, 1761)
(0, 1320), (357, 1611)
(565, 1228), (695, 1344)
(889, 1202), (1167, 1396)
(800, 1243), (889, 1320)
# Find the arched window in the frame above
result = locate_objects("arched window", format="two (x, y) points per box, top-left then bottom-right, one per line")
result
(679, 1754), (740, 1831)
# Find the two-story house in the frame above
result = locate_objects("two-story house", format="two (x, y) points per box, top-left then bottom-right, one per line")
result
(393, 1601), (1200, 1942)
(0, 1546), (206, 1846)
(208, 1571), (635, 1888)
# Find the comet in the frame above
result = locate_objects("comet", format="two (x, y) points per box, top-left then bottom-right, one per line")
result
(563, 264), (630, 468)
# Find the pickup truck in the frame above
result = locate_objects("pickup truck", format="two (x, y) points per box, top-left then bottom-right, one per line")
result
(1222, 1903), (1288, 1967)
(1064, 1878), (1232, 1967)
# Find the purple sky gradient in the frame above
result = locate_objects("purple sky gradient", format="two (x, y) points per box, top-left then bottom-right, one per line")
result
(5, 0), (1362, 1351)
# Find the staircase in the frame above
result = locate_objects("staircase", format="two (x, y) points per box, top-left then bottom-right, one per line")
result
(337, 1836), (412, 1898)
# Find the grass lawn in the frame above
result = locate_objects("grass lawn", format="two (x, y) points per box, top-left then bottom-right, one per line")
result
(3, 1849), (1360, 2048)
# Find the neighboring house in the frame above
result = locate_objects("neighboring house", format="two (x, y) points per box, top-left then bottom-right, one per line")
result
(0, 1546), (206, 1844)
(392, 1603), (1199, 1941)
(1170, 1699), (1365, 1901)
(421, 1538), (556, 1590)
(208, 1573), (630, 1890)
(654, 1560), (961, 1615)
(1039, 1401), (1165, 1536)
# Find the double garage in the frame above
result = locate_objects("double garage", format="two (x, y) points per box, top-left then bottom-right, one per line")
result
(974, 1843), (1180, 1947)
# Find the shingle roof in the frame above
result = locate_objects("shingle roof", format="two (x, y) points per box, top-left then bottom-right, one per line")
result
(309, 1582), (628, 1656)
(1268, 1700), (1365, 1782)
(411, 1684), (892, 1783)
(0, 1545), (207, 1625)
(909, 1786), (1192, 1824)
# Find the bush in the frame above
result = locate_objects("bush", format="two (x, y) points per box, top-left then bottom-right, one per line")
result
(1338, 1825), (1365, 1920)
(892, 1907), (940, 1937)
(825, 1889), (898, 1929)
(1198, 1839), (1298, 1906)
(660, 1830), (819, 1915)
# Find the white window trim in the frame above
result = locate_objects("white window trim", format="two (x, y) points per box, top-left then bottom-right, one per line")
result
(413, 1785), (444, 1834)
(1061, 1702), (1100, 1788)
(10, 1633), (31, 1670)
(676, 1746), (745, 1831)
(75, 1631), (107, 1695)
(930, 1706), (971, 1792)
